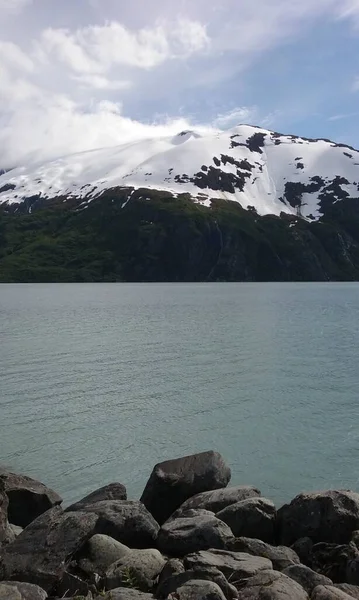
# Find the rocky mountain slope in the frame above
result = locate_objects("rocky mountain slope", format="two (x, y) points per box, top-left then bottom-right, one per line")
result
(0, 125), (359, 282)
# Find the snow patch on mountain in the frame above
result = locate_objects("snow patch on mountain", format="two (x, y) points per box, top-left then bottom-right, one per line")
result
(1, 125), (359, 219)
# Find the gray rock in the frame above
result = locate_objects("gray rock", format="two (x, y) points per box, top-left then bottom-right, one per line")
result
(239, 570), (309, 599)
(0, 481), (15, 547)
(335, 584), (359, 599)
(0, 506), (98, 592)
(106, 549), (166, 592)
(0, 582), (47, 600)
(352, 532), (359, 551)
(174, 487), (260, 516)
(0, 470), (62, 528)
(277, 491), (359, 546)
(80, 500), (159, 548)
(78, 534), (130, 576)
(54, 571), (95, 598)
(184, 549), (272, 582)
(217, 498), (276, 543)
(347, 554), (359, 585)
(174, 580), (227, 600)
(98, 588), (153, 600)
(155, 568), (238, 600)
(282, 564), (333, 594)
(227, 537), (300, 571)
(311, 542), (356, 583)
(312, 585), (355, 600)
(10, 524), (23, 537)
(158, 559), (185, 586)
(140, 451), (231, 525)
(157, 513), (233, 556)
(66, 483), (127, 512)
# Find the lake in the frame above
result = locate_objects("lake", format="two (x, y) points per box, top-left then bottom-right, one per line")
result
(1, 282), (359, 508)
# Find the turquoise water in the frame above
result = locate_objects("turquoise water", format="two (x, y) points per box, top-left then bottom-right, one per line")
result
(1, 282), (359, 508)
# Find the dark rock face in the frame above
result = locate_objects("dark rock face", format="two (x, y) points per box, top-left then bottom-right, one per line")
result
(66, 482), (127, 512)
(217, 498), (276, 542)
(157, 513), (233, 556)
(0, 506), (98, 592)
(79, 500), (159, 548)
(0, 481), (15, 547)
(157, 558), (185, 587)
(277, 491), (359, 546)
(310, 542), (357, 583)
(282, 564), (333, 594)
(227, 537), (300, 571)
(184, 549), (272, 582)
(0, 581), (47, 599)
(0, 471), (62, 528)
(174, 486), (260, 516)
(140, 451), (231, 525)
(155, 568), (238, 600)
(239, 569), (309, 599)
(291, 537), (314, 566)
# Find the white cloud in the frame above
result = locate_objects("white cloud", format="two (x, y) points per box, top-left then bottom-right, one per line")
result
(0, 0), (31, 15)
(0, 40), (34, 72)
(214, 107), (257, 128)
(73, 74), (132, 91)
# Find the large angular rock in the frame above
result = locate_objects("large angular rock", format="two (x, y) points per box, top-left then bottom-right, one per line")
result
(105, 549), (166, 592)
(0, 470), (62, 528)
(239, 570), (309, 599)
(140, 451), (231, 525)
(282, 564), (333, 594)
(157, 558), (185, 586)
(66, 483), (127, 512)
(291, 537), (313, 566)
(277, 491), (359, 546)
(157, 513), (233, 556)
(184, 549), (272, 582)
(312, 585), (355, 600)
(335, 584), (359, 599)
(80, 500), (159, 548)
(78, 534), (130, 576)
(174, 486), (260, 516)
(155, 567), (238, 600)
(227, 537), (300, 571)
(174, 580), (227, 600)
(0, 506), (98, 592)
(0, 481), (15, 547)
(311, 542), (356, 583)
(0, 581), (47, 600)
(217, 498), (276, 543)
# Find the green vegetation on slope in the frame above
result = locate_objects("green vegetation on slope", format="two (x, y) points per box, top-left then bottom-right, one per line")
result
(0, 188), (359, 282)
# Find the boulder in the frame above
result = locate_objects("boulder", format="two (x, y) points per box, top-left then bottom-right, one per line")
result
(217, 498), (276, 543)
(291, 537), (314, 566)
(335, 584), (359, 599)
(0, 506), (98, 592)
(105, 549), (166, 592)
(184, 549), (272, 582)
(78, 534), (130, 576)
(312, 585), (356, 600)
(347, 555), (359, 585)
(10, 524), (23, 537)
(238, 570), (309, 599)
(157, 513), (233, 556)
(311, 542), (356, 583)
(174, 580), (227, 600)
(80, 500), (159, 548)
(98, 589), (153, 600)
(155, 567), (238, 600)
(140, 451), (231, 525)
(282, 564), (333, 594)
(227, 537), (300, 571)
(66, 483), (127, 511)
(53, 571), (95, 598)
(277, 491), (359, 546)
(157, 559), (185, 586)
(0, 470), (62, 528)
(0, 481), (15, 547)
(174, 487), (260, 516)
(0, 582), (47, 600)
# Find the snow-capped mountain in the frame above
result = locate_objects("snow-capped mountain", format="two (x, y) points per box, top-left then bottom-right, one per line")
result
(1, 124), (359, 220)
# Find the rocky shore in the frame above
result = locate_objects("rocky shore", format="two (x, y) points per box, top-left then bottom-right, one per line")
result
(1, 451), (359, 600)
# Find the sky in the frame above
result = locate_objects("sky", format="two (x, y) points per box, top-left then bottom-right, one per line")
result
(1, 0), (359, 167)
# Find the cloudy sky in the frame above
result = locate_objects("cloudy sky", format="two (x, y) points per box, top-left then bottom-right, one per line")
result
(1, 0), (359, 166)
